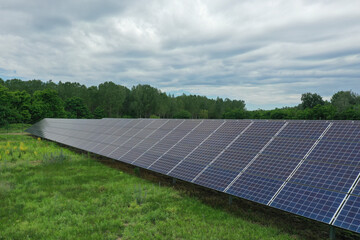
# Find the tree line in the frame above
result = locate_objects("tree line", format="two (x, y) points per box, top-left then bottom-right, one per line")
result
(0, 78), (359, 127)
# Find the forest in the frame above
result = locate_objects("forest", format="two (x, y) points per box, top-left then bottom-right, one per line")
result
(1, 78), (360, 127)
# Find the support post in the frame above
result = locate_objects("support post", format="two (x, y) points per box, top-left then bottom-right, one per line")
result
(134, 167), (140, 177)
(172, 178), (176, 185)
(329, 226), (336, 240)
(229, 196), (233, 205)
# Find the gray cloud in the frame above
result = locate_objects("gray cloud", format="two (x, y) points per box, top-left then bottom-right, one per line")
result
(0, 0), (359, 109)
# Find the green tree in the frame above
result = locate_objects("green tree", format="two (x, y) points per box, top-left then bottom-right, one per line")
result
(98, 82), (128, 117)
(331, 91), (359, 112)
(129, 85), (161, 117)
(30, 89), (66, 122)
(65, 97), (91, 119)
(301, 93), (324, 109)
(223, 108), (248, 119)
(93, 106), (105, 119)
(173, 110), (192, 119)
(198, 109), (209, 119)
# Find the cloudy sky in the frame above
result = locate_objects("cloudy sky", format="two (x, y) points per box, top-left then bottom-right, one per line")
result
(0, 0), (359, 109)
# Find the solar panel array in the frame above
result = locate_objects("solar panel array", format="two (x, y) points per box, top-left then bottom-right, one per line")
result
(26, 118), (360, 234)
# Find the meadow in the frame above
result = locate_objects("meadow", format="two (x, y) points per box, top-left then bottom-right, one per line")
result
(0, 131), (357, 239)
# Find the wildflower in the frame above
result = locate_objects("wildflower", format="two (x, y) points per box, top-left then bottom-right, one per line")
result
(37, 137), (41, 142)
(5, 150), (10, 155)
(19, 142), (27, 152)
(34, 151), (38, 156)
(13, 146), (17, 151)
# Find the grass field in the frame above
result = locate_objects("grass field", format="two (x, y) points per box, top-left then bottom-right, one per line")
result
(0, 123), (32, 134)
(0, 131), (358, 239)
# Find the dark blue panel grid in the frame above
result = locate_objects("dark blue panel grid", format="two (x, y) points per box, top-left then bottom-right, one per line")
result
(288, 161), (360, 193)
(107, 146), (133, 160)
(103, 121), (154, 159)
(194, 134), (275, 192)
(99, 127), (143, 156)
(278, 121), (328, 140)
(334, 195), (360, 233)
(118, 120), (184, 163)
(149, 142), (204, 175)
(242, 121), (285, 137)
(352, 181), (360, 196)
(133, 120), (201, 168)
(169, 121), (251, 182)
(149, 121), (223, 175)
(306, 140), (360, 167)
(103, 119), (131, 134)
(322, 122), (360, 141)
(261, 138), (315, 159)
(227, 172), (285, 204)
(270, 182), (345, 223)
(244, 138), (317, 181)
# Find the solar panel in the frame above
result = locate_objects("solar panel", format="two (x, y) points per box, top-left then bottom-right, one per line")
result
(195, 121), (286, 192)
(134, 120), (200, 169)
(334, 194), (360, 232)
(26, 118), (360, 235)
(270, 182), (345, 222)
(121, 120), (184, 164)
(170, 120), (252, 182)
(149, 120), (223, 175)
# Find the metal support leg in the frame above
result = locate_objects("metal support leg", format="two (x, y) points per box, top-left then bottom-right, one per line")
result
(329, 226), (335, 240)
(172, 178), (176, 185)
(134, 167), (140, 177)
(229, 196), (233, 205)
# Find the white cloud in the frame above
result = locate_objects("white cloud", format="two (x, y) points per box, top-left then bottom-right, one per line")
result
(0, 0), (359, 109)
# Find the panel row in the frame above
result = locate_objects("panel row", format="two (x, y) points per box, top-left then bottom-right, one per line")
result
(26, 118), (360, 233)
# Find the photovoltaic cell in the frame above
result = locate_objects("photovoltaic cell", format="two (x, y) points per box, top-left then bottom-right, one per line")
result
(227, 172), (285, 204)
(134, 120), (201, 169)
(149, 120), (223, 174)
(334, 195), (360, 232)
(195, 121), (284, 192)
(307, 123), (360, 167)
(170, 121), (251, 182)
(114, 119), (169, 163)
(123, 120), (184, 164)
(288, 161), (360, 193)
(270, 182), (345, 223)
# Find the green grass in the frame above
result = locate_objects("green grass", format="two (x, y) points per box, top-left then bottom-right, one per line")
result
(0, 134), (357, 239)
(0, 123), (32, 134)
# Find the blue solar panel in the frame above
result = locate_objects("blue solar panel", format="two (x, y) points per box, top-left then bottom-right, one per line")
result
(106, 119), (156, 159)
(288, 161), (360, 192)
(333, 176), (360, 231)
(133, 120), (200, 168)
(149, 120), (222, 175)
(195, 121), (285, 192)
(116, 119), (169, 163)
(168, 121), (251, 182)
(307, 123), (360, 167)
(270, 182), (345, 223)
(334, 195), (360, 232)
(227, 172), (285, 204)
(25, 118), (360, 235)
